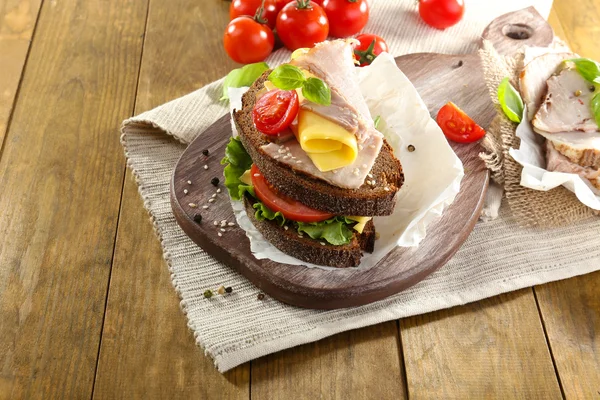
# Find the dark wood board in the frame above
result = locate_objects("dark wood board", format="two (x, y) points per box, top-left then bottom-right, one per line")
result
(170, 7), (552, 309)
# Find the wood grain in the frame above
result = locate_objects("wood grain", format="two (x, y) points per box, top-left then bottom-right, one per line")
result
(252, 322), (407, 400)
(0, 0), (147, 398)
(0, 0), (42, 148)
(401, 290), (562, 399)
(533, 1), (600, 398)
(91, 0), (250, 398)
(172, 53), (490, 309)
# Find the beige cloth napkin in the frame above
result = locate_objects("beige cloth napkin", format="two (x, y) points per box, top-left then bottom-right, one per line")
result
(121, 0), (600, 373)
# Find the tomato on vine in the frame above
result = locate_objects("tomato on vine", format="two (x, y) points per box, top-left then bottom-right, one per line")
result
(418, 0), (465, 30)
(322, 0), (369, 38)
(229, 0), (280, 29)
(224, 4), (275, 64)
(276, 0), (329, 51)
(353, 34), (388, 66)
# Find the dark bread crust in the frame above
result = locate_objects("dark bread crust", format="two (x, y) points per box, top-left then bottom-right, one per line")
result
(234, 71), (404, 216)
(244, 197), (375, 268)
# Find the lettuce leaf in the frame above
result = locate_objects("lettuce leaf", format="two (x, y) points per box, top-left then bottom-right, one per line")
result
(221, 62), (270, 101)
(222, 137), (253, 200)
(297, 217), (355, 246)
(253, 202), (286, 226)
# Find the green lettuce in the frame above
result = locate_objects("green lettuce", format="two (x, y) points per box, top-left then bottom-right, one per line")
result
(253, 202), (286, 226)
(297, 217), (355, 246)
(221, 62), (270, 101)
(221, 137), (253, 200)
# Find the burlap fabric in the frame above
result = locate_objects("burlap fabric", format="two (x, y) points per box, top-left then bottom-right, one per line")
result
(478, 40), (598, 226)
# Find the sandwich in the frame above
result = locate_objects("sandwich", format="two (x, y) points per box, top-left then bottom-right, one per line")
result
(223, 40), (404, 268)
(520, 53), (600, 189)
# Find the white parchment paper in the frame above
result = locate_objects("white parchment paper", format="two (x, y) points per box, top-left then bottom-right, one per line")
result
(228, 53), (464, 268)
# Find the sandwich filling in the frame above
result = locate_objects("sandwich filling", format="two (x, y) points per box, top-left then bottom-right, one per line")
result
(257, 40), (385, 189)
(222, 137), (371, 246)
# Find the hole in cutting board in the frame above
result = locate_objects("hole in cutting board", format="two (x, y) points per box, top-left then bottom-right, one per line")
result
(502, 23), (533, 40)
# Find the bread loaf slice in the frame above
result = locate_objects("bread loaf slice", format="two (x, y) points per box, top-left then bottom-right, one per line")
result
(233, 71), (404, 216)
(244, 197), (375, 268)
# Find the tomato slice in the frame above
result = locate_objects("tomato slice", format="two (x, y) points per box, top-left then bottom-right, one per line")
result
(252, 89), (299, 135)
(250, 165), (334, 223)
(436, 102), (486, 143)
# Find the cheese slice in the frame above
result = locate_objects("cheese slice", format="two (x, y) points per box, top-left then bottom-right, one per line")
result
(297, 110), (358, 171)
(239, 169), (253, 186)
(346, 216), (372, 234)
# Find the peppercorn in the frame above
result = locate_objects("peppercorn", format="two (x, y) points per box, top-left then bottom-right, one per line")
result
(407, 144), (416, 152)
(225, 287), (233, 293)
(193, 213), (203, 223)
(455, 60), (463, 68)
(202, 149), (209, 156)
(217, 286), (225, 295)
(204, 290), (213, 299)
(211, 177), (220, 186)
(257, 293), (265, 300)
(590, 86), (596, 93)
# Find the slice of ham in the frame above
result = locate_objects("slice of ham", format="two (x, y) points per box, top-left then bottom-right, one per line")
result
(291, 39), (382, 144)
(532, 68), (598, 133)
(258, 39), (385, 189)
(261, 134), (383, 189)
(519, 52), (576, 121)
(546, 140), (600, 189)
(535, 128), (600, 169)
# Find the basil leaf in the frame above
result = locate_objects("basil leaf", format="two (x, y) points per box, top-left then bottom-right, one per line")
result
(497, 77), (524, 123)
(591, 92), (600, 127)
(302, 77), (331, 106)
(253, 202), (286, 226)
(569, 58), (600, 84)
(268, 64), (306, 90)
(373, 115), (381, 129)
(297, 217), (354, 246)
(221, 62), (270, 101)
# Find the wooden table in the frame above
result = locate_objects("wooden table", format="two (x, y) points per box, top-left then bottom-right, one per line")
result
(1, 0), (598, 398)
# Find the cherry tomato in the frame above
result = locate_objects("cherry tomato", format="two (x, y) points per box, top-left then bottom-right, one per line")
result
(230, 0), (280, 29)
(274, 0), (292, 13)
(224, 16), (275, 64)
(251, 165), (334, 222)
(436, 102), (486, 143)
(322, 0), (369, 38)
(276, 1), (329, 51)
(253, 89), (300, 134)
(419, 0), (465, 30)
(354, 33), (388, 66)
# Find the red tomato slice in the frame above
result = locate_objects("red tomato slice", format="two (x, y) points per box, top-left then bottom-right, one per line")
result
(251, 165), (334, 223)
(252, 89), (299, 135)
(436, 102), (486, 143)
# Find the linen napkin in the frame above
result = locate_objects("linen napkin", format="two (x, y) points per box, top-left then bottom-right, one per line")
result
(121, 0), (600, 373)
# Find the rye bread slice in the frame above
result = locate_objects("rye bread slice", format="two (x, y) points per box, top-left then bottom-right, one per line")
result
(244, 197), (375, 268)
(233, 71), (404, 216)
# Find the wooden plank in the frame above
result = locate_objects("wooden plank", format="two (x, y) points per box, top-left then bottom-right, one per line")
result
(92, 1), (249, 398)
(0, 0), (43, 148)
(0, 0), (147, 398)
(400, 290), (562, 398)
(252, 322), (407, 400)
(533, 1), (600, 398)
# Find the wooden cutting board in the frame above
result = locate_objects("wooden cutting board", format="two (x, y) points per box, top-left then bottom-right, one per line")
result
(170, 7), (552, 309)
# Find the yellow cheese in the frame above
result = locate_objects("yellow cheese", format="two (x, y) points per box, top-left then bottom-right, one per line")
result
(297, 110), (358, 171)
(291, 48), (310, 60)
(239, 168), (253, 186)
(346, 216), (372, 234)
(264, 81), (277, 91)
